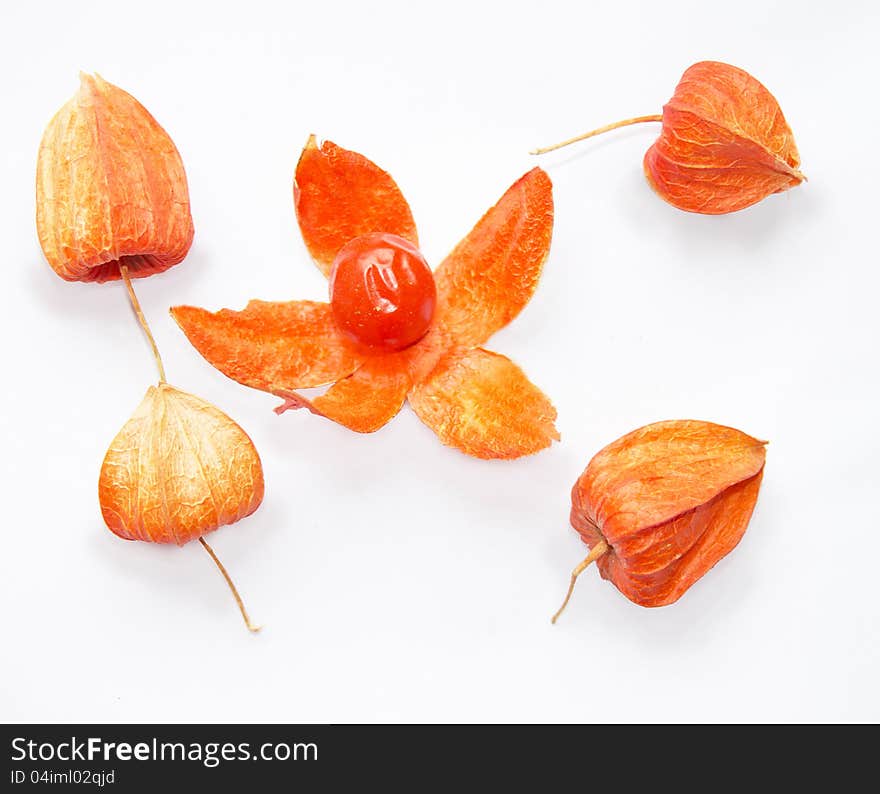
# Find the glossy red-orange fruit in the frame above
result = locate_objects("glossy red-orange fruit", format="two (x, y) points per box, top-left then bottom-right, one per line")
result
(329, 232), (436, 352)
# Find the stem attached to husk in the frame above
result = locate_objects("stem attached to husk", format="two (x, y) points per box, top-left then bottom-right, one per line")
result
(199, 537), (261, 633)
(120, 263), (167, 383)
(531, 115), (663, 156)
(551, 540), (610, 624)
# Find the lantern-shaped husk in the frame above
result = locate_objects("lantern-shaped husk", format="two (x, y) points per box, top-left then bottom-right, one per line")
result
(564, 420), (766, 611)
(36, 73), (194, 283)
(99, 384), (265, 546)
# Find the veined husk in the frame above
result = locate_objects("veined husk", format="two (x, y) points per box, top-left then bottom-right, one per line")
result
(36, 73), (194, 283)
(569, 420), (766, 607)
(99, 383), (264, 546)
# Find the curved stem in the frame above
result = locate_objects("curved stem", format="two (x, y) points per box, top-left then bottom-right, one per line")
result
(531, 115), (663, 155)
(119, 263), (166, 383)
(551, 540), (609, 624)
(199, 537), (261, 633)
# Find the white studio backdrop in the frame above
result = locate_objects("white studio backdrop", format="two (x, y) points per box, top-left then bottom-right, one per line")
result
(1, 0), (877, 723)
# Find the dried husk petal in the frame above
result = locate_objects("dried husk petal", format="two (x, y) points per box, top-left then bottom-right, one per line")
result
(566, 420), (766, 609)
(275, 355), (412, 433)
(171, 300), (364, 391)
(99, 384), (264, 546)
(433, 168), (554, 348)
(644, 61), (804, 214)
(270, 322), (450, 433)
(408, 347), (559, 459)
(36, 73), (194, 282)
(294, 136), (419, 276)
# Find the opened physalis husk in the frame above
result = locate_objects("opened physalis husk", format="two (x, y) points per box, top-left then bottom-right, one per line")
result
(173, 137), (559, 459)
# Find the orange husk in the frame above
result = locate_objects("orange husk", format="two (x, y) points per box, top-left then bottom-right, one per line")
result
(294, 136), (419, 276)
(408, 347), (559, 459)
(644, 61), (804, 214)
(275, 355), (412, 433)
(36, 73), (194, 282)
(171, 300), (364, 392)
(557, 420), (766, 617)
(434, 168), (554, 348)
(107, 270), (265, 632)
(99, 383), (264, 546)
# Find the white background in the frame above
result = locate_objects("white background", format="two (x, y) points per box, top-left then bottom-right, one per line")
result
(2, 0), (877, 724)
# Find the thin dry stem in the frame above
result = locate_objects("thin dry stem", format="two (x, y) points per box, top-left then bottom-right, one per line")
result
(119, 263), (166, 383)
(199, 537), (261, 633)
(551, 540), (610, 624)
(531, 115), (663, 155)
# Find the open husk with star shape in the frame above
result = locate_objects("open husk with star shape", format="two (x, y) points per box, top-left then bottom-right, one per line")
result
(172, 137), (558, 460)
